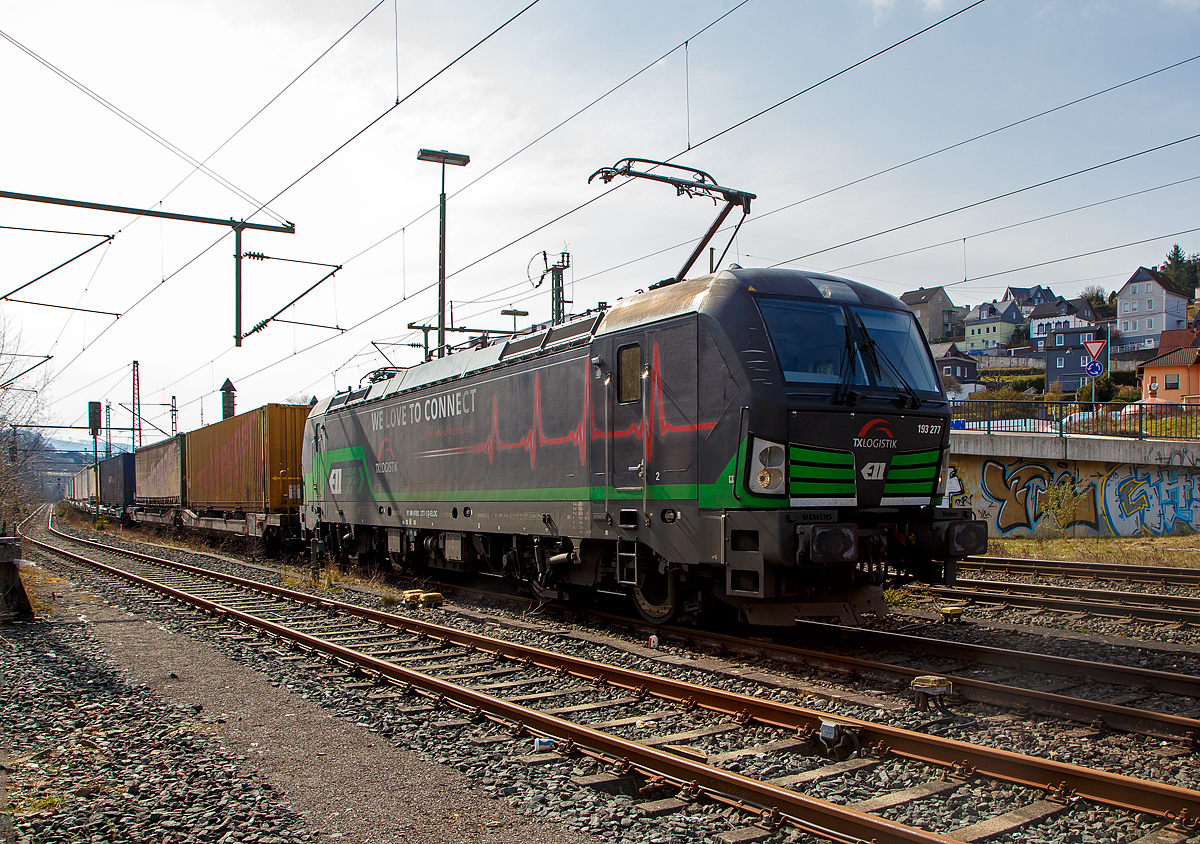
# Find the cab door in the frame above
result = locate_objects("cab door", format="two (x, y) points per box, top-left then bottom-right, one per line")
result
(610, 336), (648, 511)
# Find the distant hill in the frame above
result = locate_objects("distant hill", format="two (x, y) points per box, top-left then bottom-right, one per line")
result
(45, 437), (130, 456)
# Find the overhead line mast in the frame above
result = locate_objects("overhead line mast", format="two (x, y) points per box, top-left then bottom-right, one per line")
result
(0, 189), (295, 347)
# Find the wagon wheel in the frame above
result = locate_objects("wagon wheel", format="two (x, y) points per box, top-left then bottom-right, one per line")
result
(630, 566), (679, 624)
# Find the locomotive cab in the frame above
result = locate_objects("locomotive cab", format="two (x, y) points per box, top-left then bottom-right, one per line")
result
(691, 268), (987, 624)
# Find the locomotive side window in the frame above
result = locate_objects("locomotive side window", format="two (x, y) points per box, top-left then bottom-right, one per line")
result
(617, 343), (642, 403)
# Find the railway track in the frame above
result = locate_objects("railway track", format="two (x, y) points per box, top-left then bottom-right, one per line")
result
(42, 518), (1200, 745)
(958, 557), (1200, 588)
(22, 514), (1200, 843)
(929, 579), (1200, 625)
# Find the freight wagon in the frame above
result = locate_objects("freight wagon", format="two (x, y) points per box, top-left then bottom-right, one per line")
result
(65, 404), (309, 550)
(64, 464), (96, 510)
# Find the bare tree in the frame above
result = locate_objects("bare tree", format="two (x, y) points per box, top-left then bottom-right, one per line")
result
(0, 317), (51, 527)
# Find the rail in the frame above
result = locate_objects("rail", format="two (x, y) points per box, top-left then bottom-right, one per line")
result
(959, 556), (1200, 586)
(949, 399), (1200, 439)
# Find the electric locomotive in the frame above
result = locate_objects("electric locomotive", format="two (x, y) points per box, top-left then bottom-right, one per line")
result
(300, 160), (987, 625)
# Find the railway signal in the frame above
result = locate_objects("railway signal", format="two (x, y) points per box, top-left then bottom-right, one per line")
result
(88, 400), (101, 522)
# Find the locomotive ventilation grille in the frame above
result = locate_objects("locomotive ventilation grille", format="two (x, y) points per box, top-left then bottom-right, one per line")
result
(879, 448), (940, 506)
(788, 445), (940, 508)
(788, 445), (857, 507)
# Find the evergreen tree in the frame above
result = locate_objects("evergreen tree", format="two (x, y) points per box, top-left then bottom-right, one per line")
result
(1080, 284), (1112, 318)
(1161, 243), (1200, 298)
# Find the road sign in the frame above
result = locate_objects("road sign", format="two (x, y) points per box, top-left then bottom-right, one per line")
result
(1083, 339), (1106, 360)
(1085, 360), (1104, 378)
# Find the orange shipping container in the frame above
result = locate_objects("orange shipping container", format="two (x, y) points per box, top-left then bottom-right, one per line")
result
(184, 404), (309, 512)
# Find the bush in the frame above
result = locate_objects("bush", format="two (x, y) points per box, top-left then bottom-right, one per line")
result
(983, 386), (1029, 402)
(1075, 375), (1115, 404)
(1040, 476), (1091, 535)
(1009, 375), (1045, 393)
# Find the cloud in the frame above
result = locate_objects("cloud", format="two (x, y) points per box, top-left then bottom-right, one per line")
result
(865, 0), (950, 25)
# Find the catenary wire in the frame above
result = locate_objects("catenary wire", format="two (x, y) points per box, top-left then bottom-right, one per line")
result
(245, 0), (545, 223)
(442, 0), (992, 283)
(828, 174), (1200, 273)
(43, 1), (544, 392)
(18, 3), (391, 379)
(152, 0), (391, 215)
(944, 225), (1200, 286)
(569, 51), (1200, 286)
(0, 28), (288, 226)
(156, 0), (999, 411)
(60, 0), (976, 407)
(683, 0), (988, 155)
(345, 0), (754, 264)
(0, 224), (109, 237)
(768, 131), (1200, 268)
(749, 52), (1200, 226)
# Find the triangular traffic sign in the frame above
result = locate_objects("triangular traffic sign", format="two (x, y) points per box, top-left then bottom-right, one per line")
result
(1083, 339), (1106, 360)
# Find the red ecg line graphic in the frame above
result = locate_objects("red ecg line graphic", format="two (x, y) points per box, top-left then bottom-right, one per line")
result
(415, 342), (716, 469)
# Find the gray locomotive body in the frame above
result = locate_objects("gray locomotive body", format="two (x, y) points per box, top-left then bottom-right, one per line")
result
(301, 267), (986, 625)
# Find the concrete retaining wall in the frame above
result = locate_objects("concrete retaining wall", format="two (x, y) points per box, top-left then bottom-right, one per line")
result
(947, 432), (1200, 538)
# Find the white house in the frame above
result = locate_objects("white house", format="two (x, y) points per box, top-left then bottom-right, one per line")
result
(1115, 267), (1188, 352)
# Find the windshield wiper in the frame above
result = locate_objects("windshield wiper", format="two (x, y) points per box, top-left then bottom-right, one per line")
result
(833, 318), (863, 407)
(854, 314), (923, 409)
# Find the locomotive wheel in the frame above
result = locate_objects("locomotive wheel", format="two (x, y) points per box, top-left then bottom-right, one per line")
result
(630, 568), (679, 624)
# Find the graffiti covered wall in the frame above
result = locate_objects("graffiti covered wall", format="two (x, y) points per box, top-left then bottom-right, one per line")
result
(947, 455), (1200, 538)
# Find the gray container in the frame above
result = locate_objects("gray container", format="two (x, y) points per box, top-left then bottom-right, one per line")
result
(99, 453), (135, 507)
(135, 435), (185, 506)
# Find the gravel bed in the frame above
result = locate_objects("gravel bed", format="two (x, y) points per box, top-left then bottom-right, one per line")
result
(882, 780), (1033, 832)
(5, 562), (610, 844)
(960, 567), (1200, 597)
(883, 602), (1200, 672)
(17, 551), (808, 844)
(2, 615), (318, 843)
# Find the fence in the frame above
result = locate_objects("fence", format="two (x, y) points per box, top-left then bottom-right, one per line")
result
(949, 399), (1200, 440)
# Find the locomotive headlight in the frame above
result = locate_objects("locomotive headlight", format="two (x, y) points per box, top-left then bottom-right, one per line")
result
(748, 437), (787, 495)
(757, 468), (783, 491)
(758, 445), (785, 468)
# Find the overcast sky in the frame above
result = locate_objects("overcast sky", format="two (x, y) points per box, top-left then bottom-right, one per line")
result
(2, 0), (1198, 444)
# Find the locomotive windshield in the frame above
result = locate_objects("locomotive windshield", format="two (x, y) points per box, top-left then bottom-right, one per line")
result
(757, 297), (940, 394)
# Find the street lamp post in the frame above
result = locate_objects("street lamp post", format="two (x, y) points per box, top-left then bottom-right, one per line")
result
(417, 148), (470, 358)
(501, 307), (529, 333)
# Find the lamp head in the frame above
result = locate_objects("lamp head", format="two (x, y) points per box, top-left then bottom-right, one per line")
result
(417, 149), (470, 166)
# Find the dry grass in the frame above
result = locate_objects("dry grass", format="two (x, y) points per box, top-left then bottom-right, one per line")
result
(14, 564), (69, 615)
(986, 534), (1200, 567)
